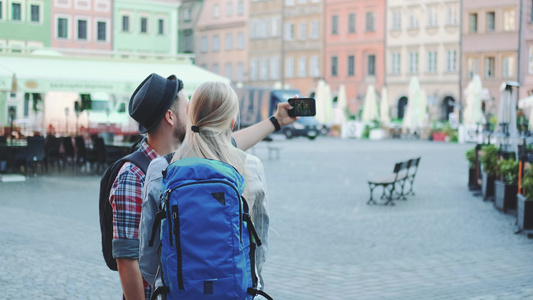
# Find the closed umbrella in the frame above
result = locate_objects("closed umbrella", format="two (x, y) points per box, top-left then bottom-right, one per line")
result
(324, 83), (334, 124)
(419, 89), (428, 124)
(362, 85), (379, 122)
(380, 87), (391, 125)
(314, 79), (327, 124)
(335, 84), (348, 124)
(464, 75), (485, 126)
(402, 77), (423, 132)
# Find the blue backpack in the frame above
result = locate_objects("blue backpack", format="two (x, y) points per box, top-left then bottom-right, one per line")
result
(149, 157), (272, 300)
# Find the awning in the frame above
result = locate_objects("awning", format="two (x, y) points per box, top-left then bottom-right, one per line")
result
(0, 54), (230, 96)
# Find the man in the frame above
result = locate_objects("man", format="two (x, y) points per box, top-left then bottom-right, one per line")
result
(110, 73), (297, 300)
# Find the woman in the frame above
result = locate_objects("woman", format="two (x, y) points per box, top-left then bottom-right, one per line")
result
(171, 81), (270, 289)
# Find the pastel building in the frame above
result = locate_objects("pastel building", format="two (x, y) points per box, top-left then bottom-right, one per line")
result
(195, 0), (248, 83)
(462, 0), (519, 115)
(325, 0), (385, 113)
(517, 1), (533, 101)
(248, 0), (282, 88)
(178, 0), (203, 54)
(51, 0), (113, 55)
(282, 0), (323, 96)
(387, 0), (460, 121)
(0, 0), (51, 53)
(113, 0), (180, 57)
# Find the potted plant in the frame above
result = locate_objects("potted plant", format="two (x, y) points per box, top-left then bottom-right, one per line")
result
(494, 158), (518, 213)
(480, 145), (498, 201)
(517, 168), (533, 231)
(466, 146), (480, 190)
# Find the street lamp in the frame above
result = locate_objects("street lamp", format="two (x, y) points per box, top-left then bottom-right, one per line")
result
(8, 107), (15, 141)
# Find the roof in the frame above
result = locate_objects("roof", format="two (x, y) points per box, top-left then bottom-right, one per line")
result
(0, 54), (230, 96)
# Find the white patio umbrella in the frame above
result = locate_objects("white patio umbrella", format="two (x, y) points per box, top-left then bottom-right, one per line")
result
(323, 83), (334, 124)
(419, 89), (428, 124)
(464, 75), (485, 126)
(518, 95), (533, 129)
(380, 87), (391, 125)
(314, 79), (327, 123)
(361, 85), (379, 122)
(498, 83), (518, 157)
(335, 84), (348, 124)
(402, 77), (422, 132)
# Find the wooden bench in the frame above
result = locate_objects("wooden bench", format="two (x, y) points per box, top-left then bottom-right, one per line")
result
(367, 157), (421, 205)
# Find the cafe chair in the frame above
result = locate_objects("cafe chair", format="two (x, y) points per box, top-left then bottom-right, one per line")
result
(62, 136), (76, 170)
(25, 136), (46, 176)
(44, 135), (63, 173)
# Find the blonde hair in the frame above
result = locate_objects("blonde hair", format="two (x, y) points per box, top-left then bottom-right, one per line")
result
(172, 82), (245, 174)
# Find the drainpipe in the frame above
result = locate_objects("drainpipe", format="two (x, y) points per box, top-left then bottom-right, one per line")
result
(517, 0), (523, 104)
(458, 0), (463, 125)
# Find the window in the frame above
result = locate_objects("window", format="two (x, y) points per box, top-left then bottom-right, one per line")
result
(213, 35), (220, 51)
(201, 36), (208, 53)
(503, 56), (514, 78)
(299, 22), (307, 40)
(213, 4), (219, 18)
(122, 15), (129, 32)
(467, 58), (478, 78)
(97, 21), (106, 41)
(427, 51), (437, 73)
(237, 1), (244, 15)
(272, 17), (280, 37)
(30, 4), (40, 22)
(331, 15), (338, 35)
(485, 57), (495, 78)
(285, 23), (294, 40)
(392, 52), (401, 74)
(504, 9), (515, 31)
(78, 19), (87, 40)
(310, 55), (319, 77)
(409, 52), (418, 74)
(331, 56), (338, 77)
(286, 0), (294, 5)
(226, 2), (233, 17)
(298, 0), (306, 3)
(298, 56), (306, 77)
(392, 11), (401, 30)
(237, 62), (244, 81)
(141, 17), (148, 33)
(213, 63), (219, 74)
(184, 8), (191, 21)
(348, 55), (355, 76)
(446, 50), (457, 72)
(225, 63), (233, 80)
(156, 19), (163, 35)
(270, 57), (279, 80)
(58, 18), (68, 38)
(367, 55), (376, 76)
(0, 1), (3, 20)
(260, 58), (268, 80)
(348, 13), (356, 33)
(409, 10), (418, 29)
(447, 4), (457, 25)
(366, 12), (374, 32)
(427, 7), (437, 27)
(286, 57), (294, 78)
(469, 13), (478, 33)
(237, 32), (244, 49)
(486, 12), (495, 32)
(250, 59), (258, 80)
(226, 33), (233, 50)
(311, 20), (319, 39)
(183, 30), (193, 52)
(12, 2), (21, 21)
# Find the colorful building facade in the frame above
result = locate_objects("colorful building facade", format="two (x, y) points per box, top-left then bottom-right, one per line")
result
(195, 0), (248, 83)
(178, 0), (203, 54)
(386, 0), (461, 122)
(325, 0), (385, 114)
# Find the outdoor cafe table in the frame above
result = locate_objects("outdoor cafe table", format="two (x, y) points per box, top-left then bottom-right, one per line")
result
(0, 139), (28, 172)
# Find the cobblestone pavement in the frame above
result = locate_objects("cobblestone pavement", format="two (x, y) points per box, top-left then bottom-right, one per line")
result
(1, 137), (533, 299)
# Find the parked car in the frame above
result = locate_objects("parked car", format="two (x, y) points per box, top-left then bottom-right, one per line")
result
(282, 117), (320, 140)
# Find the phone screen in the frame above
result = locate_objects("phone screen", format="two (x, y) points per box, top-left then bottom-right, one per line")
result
(288, 98), (316, 117)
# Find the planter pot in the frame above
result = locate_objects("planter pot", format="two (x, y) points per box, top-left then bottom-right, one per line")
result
(517, 194), (533, 230)
(494, 180), (517, 212)
(481, 171), (495, 201)
(468, 168), (481, 190)
(432, 132), (447, 142)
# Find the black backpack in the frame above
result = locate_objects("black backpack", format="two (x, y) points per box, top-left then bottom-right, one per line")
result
(99, 150), (150, 271)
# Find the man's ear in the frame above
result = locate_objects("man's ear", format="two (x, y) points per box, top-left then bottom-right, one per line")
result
(165, 109), (174, 126)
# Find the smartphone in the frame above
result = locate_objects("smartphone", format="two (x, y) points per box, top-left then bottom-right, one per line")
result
(288, 98), (316, 117)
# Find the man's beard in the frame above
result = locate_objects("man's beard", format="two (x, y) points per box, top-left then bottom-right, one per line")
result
(173, 119), (186, 142)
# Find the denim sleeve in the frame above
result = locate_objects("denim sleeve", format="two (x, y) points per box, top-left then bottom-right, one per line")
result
(139, 157), (168, 285)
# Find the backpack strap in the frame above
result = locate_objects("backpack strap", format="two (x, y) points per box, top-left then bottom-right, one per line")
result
(247, 288), (274, 300)
(123, 150), (151, 174)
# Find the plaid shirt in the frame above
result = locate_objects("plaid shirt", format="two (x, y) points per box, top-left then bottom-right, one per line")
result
(110, 140), (159, 300)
